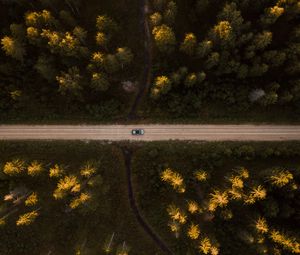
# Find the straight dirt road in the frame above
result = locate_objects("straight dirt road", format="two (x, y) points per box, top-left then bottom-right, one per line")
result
(0, 125), (300, 141)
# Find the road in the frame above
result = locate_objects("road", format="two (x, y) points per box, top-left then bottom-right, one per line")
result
(0, 125), (300, 141)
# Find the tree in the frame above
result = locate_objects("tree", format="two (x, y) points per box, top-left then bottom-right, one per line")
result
(184, 73), (198, 87)
(269, 169), (293, 187)
(25, 193), (38, 207)
(161, 168), (185, 193)
(16, 211), (39, 226)
(208, 190), (229, 212)
(103, 54), (120, 73)
(150, 12), (162, 27)
(244, 185), (267, 204)
(152, 25), (176, 53)
(96, 32), (108, 47)
(25, 10), (56, 28)
(53, 175), (81, 199)
(1, 36), (25, 61)
(96, 15), (118, 34)
(91, 73), (110, 91)
(26, 26), (40, 44)
(167, 204), (187, 224)
(188, 223), (200, 239)
(212, 21), (233, 41)
(56, 66), (82, 95)
(194, 170), (208, 182)
(187, 201), (200, 214)
(73, 26), (87, 44)
(49, 164), (65, 178)
(115, 47), (133, 68)
(197, 40), (213, 58)
(27, 160), (44, 176)
(3, 159), (26, 176)
(180, 33), (197, 56)
(34, 55), (56, 81)
(164, 1), (177, 25)
(252, 31), (272, 50)
(69, 192), (90, 209)
(151, 75), (172, 99)
(205, 52), (220, 69)
(261, 5), (285, 26)
(255, 217), (268, 234)
(80, 162), (97, 178)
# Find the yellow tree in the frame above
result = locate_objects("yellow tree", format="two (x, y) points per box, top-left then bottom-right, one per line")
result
(208, 190), (229, 212)
(25, 192), (38, 207)
(187, 201), (201, 214)
(255, 217), (268, 234)
(167, 204), (187, 224)
(80, 162), (97, 178)
(16, 211), (39, 226)
(194, 170), (209, 182)
(69, 193), (91, 209)
(161, 168), (185, 193)
(49, 164), (65, 178)
(188, 223), (200, 240)
(28, 160), (44, 176)
(152, 24), (176, 53)
(244, 185), (267, 204)
(53, 175), (81, 199)
(269, 170), (293, 187)
(1, 36), (25, 61)
(3, 159), (26, 176)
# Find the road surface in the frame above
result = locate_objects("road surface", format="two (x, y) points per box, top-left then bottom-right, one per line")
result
(0, 125), (300, 141)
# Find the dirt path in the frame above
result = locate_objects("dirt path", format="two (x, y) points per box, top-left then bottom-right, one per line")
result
(128, 0), (153, 119)
(121, 147), (174, 255)
(1, 125), (300, 141)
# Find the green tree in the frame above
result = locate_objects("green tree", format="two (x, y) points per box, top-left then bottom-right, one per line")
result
(56, 66), (82, 95)
(164, 1), (177, 25)
(205, 52), (220, 69)
(197, 40), (213, 58)
(184, 73), (198, 87)
(103, 54), (120, 73)
(96, 15), (118, 34)
(34, 55), (56, 81)
(91, 73), (110, 91)
(252, 31), (272, 50)
(115, 47), (133, 68)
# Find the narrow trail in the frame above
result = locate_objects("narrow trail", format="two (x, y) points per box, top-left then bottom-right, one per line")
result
(121, 147), (174, 255)
(128, 0), (153, 120)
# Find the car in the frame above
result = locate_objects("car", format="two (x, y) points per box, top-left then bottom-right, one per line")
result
(131, 129), (145, 135)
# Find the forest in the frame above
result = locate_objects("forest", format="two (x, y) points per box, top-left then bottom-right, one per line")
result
(1, 0), (300, 122)
(145, 0), (300, 121)
(0, 141), (161, 255)
(132, 141), (300, 255)
(0, 0), (141, 122)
